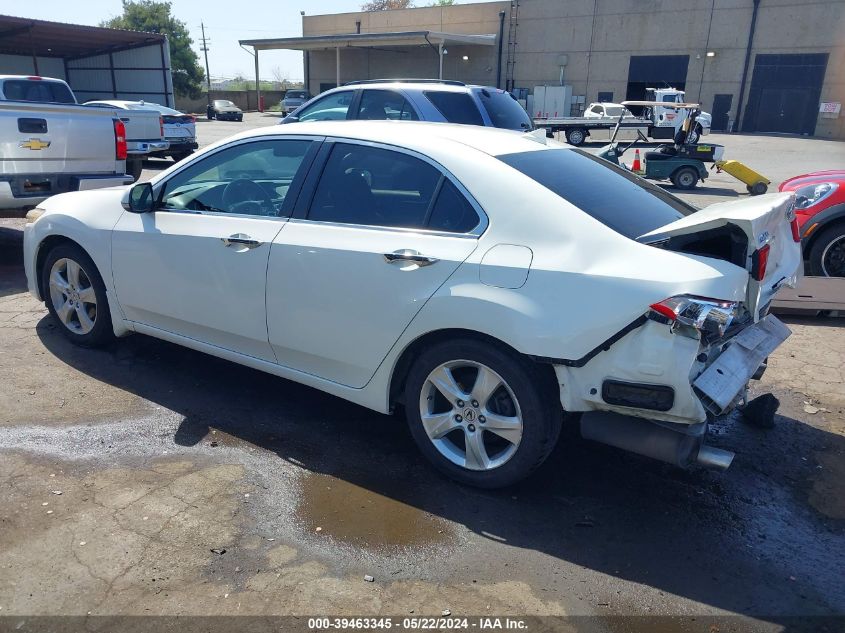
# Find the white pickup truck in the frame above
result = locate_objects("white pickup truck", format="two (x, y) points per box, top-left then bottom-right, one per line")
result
(0, 75), (134, 210)
(535, 87), (712, 146)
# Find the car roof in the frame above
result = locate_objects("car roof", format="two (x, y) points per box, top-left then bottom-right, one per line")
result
(328, 81), (494, 94)
(231, 120), (552, 159)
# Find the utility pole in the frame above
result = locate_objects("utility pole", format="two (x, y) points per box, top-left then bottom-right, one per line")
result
(200, 22), (212, 113)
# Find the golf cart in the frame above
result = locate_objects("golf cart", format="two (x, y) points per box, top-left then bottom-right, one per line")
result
(597, 100), (771, 194)
(597, 100), (718, 189)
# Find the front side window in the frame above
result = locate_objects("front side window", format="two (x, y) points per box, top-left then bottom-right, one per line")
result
(296, 91), (354, 122)
(308, 143), (442, 229)
(424, 91), (484, 126)
(498, 148), (696, 239)
(159, 139), (313, 216)
(476, 88), (532, 130)
(356, 89), (419, 121)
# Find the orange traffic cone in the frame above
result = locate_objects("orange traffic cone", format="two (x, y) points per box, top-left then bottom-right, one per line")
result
(631, 149), (642, 173)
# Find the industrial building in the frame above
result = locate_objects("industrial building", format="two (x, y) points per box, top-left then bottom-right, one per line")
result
(240, 0), (844, 140)
(0, 14), (175, 106)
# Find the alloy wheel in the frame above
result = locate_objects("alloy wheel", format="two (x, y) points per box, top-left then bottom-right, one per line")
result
(821, 235), (845, 277)
(48, 258), (97, 335)
(419, 360), (523, 471)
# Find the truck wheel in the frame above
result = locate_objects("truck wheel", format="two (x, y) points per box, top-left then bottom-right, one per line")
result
(671, 167), (699, 190)
(808, 224), (845, 278)
(127, 159), (143, 183)
(404, 338), (562, 488)
(686, 124), (703, 144)
(171, 152), (192, 163)
(565, 128), (587, 146)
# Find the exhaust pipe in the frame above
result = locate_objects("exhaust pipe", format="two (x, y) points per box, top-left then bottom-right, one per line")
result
(580, 411), (733, 471)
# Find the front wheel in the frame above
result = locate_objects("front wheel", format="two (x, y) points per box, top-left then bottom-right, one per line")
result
(42, 243), (115, 347)
(686, 124), (702, 144)
(808, 224), (845, 277)
(565, 128), (587, 146)
(671, 166), (699, 190)
(404, 339), (561, 488)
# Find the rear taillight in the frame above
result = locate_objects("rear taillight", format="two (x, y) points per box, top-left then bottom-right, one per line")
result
(790, 217), (801, 242)
(159, 116), (164, 138)
(649, 296), (740, 338)
(113, 119), (127, 160)
(751, 244), (770, 282)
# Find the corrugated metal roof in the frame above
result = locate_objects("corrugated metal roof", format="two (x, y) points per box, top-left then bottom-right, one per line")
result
(0, 14), (165, 59)
(239, 30), (497, 51)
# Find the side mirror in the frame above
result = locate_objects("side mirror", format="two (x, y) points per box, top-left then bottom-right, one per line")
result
(124, 182), (154, 213)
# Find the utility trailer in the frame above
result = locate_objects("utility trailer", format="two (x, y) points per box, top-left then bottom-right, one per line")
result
(534, 87), (712, 146)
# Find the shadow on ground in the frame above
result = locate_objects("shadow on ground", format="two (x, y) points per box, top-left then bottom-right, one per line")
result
(27, 295), (844, 625)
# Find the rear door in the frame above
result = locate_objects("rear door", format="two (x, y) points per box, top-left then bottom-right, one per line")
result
(267, 140), (483, 387)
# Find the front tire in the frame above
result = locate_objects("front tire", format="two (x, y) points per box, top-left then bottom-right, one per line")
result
(42, 243), (115, 347)
(566, 128), (587, 146)
(808, 224), (845, 277)
(671, 166), (699, 190)
(404, 339), (562, 488)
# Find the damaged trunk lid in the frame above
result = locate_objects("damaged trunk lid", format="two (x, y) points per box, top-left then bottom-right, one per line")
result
(639, 192), (802, 320)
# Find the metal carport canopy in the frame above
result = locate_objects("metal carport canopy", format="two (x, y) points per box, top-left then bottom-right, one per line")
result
(238, 31), (497, 83)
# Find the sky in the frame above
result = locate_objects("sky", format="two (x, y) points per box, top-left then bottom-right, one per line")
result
(10, 0), (490, 82)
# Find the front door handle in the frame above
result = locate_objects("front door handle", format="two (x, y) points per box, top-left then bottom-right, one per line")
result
(222, 233), (262, 248)
(383, 249), (439, 267)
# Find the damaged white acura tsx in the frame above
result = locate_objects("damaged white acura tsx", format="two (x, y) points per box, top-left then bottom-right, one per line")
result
(24, 121), (802, 488)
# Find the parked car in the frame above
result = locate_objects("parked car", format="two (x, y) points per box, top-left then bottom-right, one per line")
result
(124, 102), (198, 162)
(0, 75), (133, 209)
(24, 122), (801, 487)
(85, 100), (170, 181)
(282, 80), (533, 131)
(281, 89), (311, 114)
(779, 170), (845, 277)
(208, 99), (243, 121)
(583, 102), (634, 119)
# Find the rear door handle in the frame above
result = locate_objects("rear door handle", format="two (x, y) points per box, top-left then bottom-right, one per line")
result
(383, 249), (438, 267)
(222, 233), (262, 248)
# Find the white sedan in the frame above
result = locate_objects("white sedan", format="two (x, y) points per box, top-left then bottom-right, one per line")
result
(23, 121), (802, 487)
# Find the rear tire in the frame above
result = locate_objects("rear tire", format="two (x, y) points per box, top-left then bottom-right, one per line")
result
(808, 224), (845, 277)
(127, 158), (143, 182)
(42, 243), (115, 348)
(404, 339), (562, 488)
(566, 128), (587, 146)
(171, 152), (192, 162)
(671, 167), (699, 190)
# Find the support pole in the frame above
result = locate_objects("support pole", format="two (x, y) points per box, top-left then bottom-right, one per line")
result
(438, 42), (444, 80)
(254, 47), (261, 112)
(336, 46), (340, 87)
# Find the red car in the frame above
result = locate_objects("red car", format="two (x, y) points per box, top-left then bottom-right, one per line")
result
(779, 170), (845, 277)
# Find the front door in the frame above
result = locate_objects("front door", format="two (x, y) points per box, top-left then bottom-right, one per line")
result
(111, 137), (318, 361)
(267, 140), (483, 388)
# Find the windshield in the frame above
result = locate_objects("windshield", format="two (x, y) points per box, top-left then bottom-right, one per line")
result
(498, 148), (697, 239)
(128, 102), (180, 115)
(214, 100), (235, 107)
(286, 91), (307, 99)
(604, 106), (629, 117)
(476, 88), (532, 130)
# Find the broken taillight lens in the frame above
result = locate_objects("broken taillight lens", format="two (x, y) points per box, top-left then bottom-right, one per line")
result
(751, 244), (770, 281)
(790, 217), (801, 242)
(649, 296), (740, 338)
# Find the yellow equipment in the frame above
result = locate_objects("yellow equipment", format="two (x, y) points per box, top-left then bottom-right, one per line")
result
(712, 160), (770, 196)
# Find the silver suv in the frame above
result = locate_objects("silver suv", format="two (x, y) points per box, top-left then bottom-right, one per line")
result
(281, 89), (312, 114)
(280, 80), (532, 131)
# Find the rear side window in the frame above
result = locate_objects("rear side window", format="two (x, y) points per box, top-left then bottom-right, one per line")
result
(424, 91), (484, 126)
(356, 89), (419, 121)
(3, 80), (75, 104)
(296, 91), (354, 121)
(498, 149), (696, 239)
(476, 88), (532, 130)
(427, 180), (480, 233)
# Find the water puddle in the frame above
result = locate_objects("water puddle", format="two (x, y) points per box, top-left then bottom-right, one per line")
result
(296, 472), (453, 549)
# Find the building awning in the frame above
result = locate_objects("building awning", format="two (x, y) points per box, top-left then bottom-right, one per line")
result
(239, 30), (497, 52)
(0, 14), (165, 59)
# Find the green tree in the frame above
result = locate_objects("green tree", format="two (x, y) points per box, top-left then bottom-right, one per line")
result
(102, 1), (204, 99)
(361, 0), (413, 10)
(429, 0), (455, 5)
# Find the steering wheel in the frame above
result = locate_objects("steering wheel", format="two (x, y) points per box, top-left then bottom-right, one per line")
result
(221, 178), (274, 216)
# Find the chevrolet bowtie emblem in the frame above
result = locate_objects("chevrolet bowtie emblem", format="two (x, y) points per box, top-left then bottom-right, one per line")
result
(19, 138), (51, 150)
